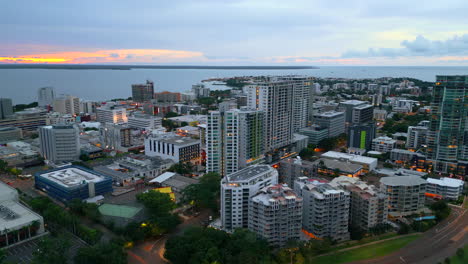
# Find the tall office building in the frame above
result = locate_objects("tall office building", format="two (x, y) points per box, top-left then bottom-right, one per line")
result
(295, 177), (350, 241)
(0, 98), (13, 119)
(220, 165), (278, 231)
(37, 87), (55, 107)
(96, 107), (128, 124)
(132, 81), (154, 103)
(207, 108), (264, 176)
(313, 111), (345, 137)
(339, 100), (367, 126)
(248, 185), (303, 247)
(351, 104), (373, 125)
(39, 124), (80, 163)
(427, 75), (468, 175)
(348, 123), (376, 150)
(53, 95), (80, 115)
(246, 76), (312, 152)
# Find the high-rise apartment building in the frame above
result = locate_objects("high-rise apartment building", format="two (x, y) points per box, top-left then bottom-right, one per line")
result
(279, 157), (315, 187)
(192, 84), (210, 98)
(295, 177), (350, 241)
(249, 184), (302, 247)
(221, 165), (278, 231)
(0, 98), (13, 119)
(380, 176), (427, 216)
(313, 111), (345, 137)
(406, 126), (428, 150)
(207, 108), (264, 176)
(39, 124), (80, 163)
(427, 75), (468, 175)
(132, 80), (154, 103)
(246, 76), (312, 152)
(53, 95), (80, 115)
(371, 136), (396, 153)
(96, 107), (128, 124)
(339, 100), (367, 125)
(330, 176), (388, 231)
(37, 87), (55, 107)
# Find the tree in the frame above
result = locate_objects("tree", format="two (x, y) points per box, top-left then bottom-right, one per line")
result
(164, 112), (179, 118)
(182, 172), (221, 211)
(32, 235), (70, 264)
(456, 248), (464, 259)
(74, 240), (127, 264)
(430, 200), (451, 222)
(167, 162), (193, 175)
(349, 225), (365, 240)
(136, 190), (180, 233)
(444, 257), (451, 264)
(196, 97), (216, 107)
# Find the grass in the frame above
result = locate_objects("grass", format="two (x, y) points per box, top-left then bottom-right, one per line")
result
(98, 203), (142, 218)
(311, 234), (421, 264)
(448, 245), (468, 264)
(332, 233), (398, 251)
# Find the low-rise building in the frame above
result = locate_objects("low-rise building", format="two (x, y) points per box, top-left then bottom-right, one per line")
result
(371, 136), (396, 153)
(94, 155), (173, 186)
(380, 176), (427, 216)
(145, 133), (201, 164)
(321, 151), (377, 172)
(248, 184), (302, 247)
(128, 114), (162, 130)
(96, 107), (128, 124)
(298, 125), (328, 145)
(426, 177), (464, 200)
(35, 165), (113, 203)
(313, 158), (363, 178)
(390, 149), (426, 164)
(0, 182), (45, 247)
(0, 127), (22, 143)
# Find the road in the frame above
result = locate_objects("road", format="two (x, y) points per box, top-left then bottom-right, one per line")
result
(127, 209), (212, 264)
(349, 203), (468, 264)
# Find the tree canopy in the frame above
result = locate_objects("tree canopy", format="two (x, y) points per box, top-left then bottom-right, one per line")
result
(182, 172), (221, 210)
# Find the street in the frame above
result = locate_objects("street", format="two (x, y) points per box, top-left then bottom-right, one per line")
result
(349, 203), (468, 264)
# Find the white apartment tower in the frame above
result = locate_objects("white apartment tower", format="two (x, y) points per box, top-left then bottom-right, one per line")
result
(246, 76), (312, 151)
(221, 165), (278, 231)
(37, 87), (55, 107)
(207, 108), (264, 176)
(53, 95), (80, 115)
(96, 107), (128, 124)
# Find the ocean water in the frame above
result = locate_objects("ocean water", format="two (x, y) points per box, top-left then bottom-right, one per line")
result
(1, 66), (468, 104)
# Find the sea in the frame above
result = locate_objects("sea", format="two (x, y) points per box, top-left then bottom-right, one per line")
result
(1, 66), (468, 104)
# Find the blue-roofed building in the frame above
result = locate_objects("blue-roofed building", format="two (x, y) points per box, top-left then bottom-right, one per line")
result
(34, 165), (113, 203)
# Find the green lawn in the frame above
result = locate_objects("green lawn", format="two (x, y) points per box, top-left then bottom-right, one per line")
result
(311, 234), (421, 264)
(449, 245), (468, 264)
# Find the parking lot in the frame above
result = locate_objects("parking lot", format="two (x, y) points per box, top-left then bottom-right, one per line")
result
(5, 232), (88, 264)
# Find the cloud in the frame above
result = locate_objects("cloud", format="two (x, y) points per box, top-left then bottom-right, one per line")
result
(343, 34), (468, 58)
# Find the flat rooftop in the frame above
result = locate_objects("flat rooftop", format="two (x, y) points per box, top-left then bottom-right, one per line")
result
(0, 200), (43, 232)
(227, 165), (273, 182)
(354, 104), (373, 110)
(38, 166), (107, 188)
(340, 100), (366, 106)
(321, 151), (377, 165)
(380, 176), (427, 186)
(427, 177), (464, 188)
(315, 111), (344, 118)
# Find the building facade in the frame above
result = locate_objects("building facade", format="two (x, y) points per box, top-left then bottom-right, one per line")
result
(313, 111), (345, 137)
(406, 126), (428, 150)
(371, 136), (397, 153)
(426, 177), (464, 200)
(96, 107), (128, 124)
(53, 95), (80, 115)
(132, 80), (154, 103)
(145, 133), (201, 164)
(0, 98), (13, 119)
(380, 176), (427, 216)
(37, 87), (55, 107)
(206, 108), (264, 176)
(249, 184), (302, 247)
(427, 75), (468, 175)
(39, 124), (80, 163)
(347, 123), (376, 150)
(221, 165), (278, 231)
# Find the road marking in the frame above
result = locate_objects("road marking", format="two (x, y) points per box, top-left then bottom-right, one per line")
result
(400, 256), (406, 263)
(127, 251), (147, 264)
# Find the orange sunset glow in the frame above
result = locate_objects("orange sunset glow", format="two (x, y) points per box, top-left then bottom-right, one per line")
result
(0, 49), (205, 64)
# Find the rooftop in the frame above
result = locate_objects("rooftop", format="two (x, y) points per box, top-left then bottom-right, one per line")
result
(251, 184), (301, 206)
(340, 100), (366, 106)
(313, 158), (362, 173)
(354, 104), (373, 110)
(37, 166), (108, 188)
(427, 177), (464, 188)
(380, 176), (427, 186)
(321, 151), (377, 165)
(315, 111), (344, 118)
(227, 165), (274, 182)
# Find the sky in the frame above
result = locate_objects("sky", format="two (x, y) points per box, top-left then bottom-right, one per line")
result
(1, 0), (468, 66)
